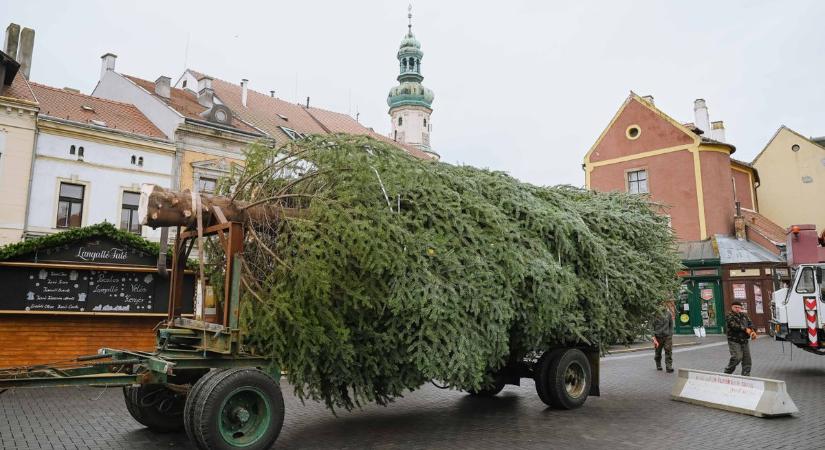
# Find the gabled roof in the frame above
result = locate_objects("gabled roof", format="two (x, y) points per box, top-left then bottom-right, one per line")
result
(752, 125), (825, 165)
(188, 70), (434, 160)
(730, 158), (759, 184)
(1, 69), (36, 103)
(741, 209), (786, 245)
(30, 82), (166, 139)
(124, 75), (260, 135)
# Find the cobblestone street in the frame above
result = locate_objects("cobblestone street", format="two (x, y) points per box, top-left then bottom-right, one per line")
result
(1, 336), (823, 450)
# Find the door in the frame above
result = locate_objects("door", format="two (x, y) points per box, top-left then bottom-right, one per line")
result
(676, 279), (724, 334)
(730, 280), (771, 333)
(695, 279), (723, 334)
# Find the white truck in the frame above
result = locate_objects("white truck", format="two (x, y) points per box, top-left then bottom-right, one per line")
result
(770, 224), (825, 355)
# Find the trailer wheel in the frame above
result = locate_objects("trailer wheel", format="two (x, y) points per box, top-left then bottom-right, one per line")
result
(123, 384), (186, 432)
(184, 369), (226, 445)
(191, 368), (284, 450)
(535, 348), (591, 410)
(468, 380), (506, 397)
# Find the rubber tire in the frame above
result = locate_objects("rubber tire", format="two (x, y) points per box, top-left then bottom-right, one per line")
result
(192, 368), (285, 450)
(184, 369), (226, 446)
(534, 349), (563, 405)
(535, 348), (591, 410)
(123, 384), (186, 432)
(468, 381), (506, 397)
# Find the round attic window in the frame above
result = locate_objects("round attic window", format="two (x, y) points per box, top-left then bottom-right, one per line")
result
(214, 109), (228, 123)
(792, 144), (801, 152)
(626, 125), (641, 140)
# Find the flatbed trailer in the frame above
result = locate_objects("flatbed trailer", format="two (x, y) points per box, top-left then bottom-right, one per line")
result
(0, 201), (600, 450)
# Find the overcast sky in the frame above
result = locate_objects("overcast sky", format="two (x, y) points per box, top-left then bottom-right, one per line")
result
(2, 1), (824, 186)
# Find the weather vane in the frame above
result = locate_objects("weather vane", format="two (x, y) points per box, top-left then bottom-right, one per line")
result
(408, 3), (413, 33)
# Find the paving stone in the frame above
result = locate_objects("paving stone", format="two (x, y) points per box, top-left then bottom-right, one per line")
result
(0, 337), (822, 449)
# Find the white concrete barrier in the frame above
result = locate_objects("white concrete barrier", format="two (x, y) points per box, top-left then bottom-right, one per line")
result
(671, 368), (798, 417)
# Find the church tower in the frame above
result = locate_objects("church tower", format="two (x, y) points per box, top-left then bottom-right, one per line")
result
(387, 5), (437, 158)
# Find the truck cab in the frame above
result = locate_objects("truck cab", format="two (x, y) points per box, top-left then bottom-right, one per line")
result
(770, 224), (825, 354)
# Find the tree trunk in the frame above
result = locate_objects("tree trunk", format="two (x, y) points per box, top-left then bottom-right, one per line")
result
(138, 184), (298, 229)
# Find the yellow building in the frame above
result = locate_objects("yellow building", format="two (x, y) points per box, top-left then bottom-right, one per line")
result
(0, 53), (38, 244)
(752, 126), (825, 229)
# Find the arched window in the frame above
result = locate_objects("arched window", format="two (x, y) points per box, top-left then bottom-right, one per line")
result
(77, 147), (84, 159)
(424, 118), (427, 127)
(138, 157), (144, 167)
(69, 145), (75, 155)
(130, 155), (136, 165)
(398, 116), (403, 126)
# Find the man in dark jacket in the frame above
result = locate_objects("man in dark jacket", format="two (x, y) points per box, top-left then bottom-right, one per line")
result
(652, 301), (675, 372)
(724, 301), (757, 376)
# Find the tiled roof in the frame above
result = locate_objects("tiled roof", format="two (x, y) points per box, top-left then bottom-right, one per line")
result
(124, 75), (260, 135)
(190, 70), (434, 160)
(29, 83), (166, 139)
(1, 70), (36, 103)
(741, 209), (786, 245)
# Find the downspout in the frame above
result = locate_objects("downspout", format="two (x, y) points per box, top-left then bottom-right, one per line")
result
(21, 127), (39, 240)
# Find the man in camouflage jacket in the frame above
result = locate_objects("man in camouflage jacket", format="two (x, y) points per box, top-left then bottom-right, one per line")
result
(724, 301), (757, 376)
(652, 301), (675, 372)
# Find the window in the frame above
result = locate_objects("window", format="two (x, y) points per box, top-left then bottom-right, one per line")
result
(796, 267), (816, 294)
(627, 169), (648, 194)
(120, 191), (141, 234)
(792, 144), (800, 152)
(77, 146), (84, 160)
(69, 145), (76, 155)
(138, 157), (144, 167)
(182, 79), (187, 88)
(626, 125), (641, 140)
(197, 177), (217, 194)
(56, 183), (84, 228)
(279, 126), (304, 141)
(423, 118), (427, 127)
(398, 117), (403, 126)
(131, 155), (136, 165)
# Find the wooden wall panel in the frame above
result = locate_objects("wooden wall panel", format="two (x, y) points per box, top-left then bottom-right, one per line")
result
(0, 315), (161, 367)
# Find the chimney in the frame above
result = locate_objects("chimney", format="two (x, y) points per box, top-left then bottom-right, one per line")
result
(241, 79), (248, 107)
(197, 76), (214, 108)
(17, 27), (34, 79)
(734, 202), (746, 240)
(270, 90), (275, 98)
(4, 23), (20, 59)
(710, 120), (726, 142)
(641, 95), (654, 105)
(693, 99), (710, 135)
(100, 52), (117, 80)
(154, 75), (171, 99)
(306, 96), (310, 108)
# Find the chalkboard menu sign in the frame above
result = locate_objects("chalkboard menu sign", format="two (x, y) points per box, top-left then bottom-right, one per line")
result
(0, 233), (194, 315)
(0, 266), (194, 314)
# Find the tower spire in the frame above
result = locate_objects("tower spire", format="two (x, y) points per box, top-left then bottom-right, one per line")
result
(408, 4), (413, 34)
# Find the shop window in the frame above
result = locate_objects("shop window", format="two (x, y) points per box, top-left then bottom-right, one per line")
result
(197, 177), (217, 194)
(120, 191), (141, 235)
(627, 169), (648, 194)
(796, 267), (815, 294)
(56, 182), (84, 228)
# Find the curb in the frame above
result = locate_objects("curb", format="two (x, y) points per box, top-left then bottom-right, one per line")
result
(606, 341), (702, 355)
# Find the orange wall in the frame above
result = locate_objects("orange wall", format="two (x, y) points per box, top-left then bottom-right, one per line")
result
(699, 151), (735, 237)
(731, 169), (755, 211)
(588, 99), (694, 163)
(0, 315), (158, 367)
(589, 150), (702, 241)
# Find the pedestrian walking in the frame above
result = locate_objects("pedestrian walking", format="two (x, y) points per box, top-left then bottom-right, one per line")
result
(724, 301), (757, 376)
(652, 301), (675, 373)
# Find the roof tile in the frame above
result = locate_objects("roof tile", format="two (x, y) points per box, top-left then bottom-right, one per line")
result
(30, 83), (166, 139)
